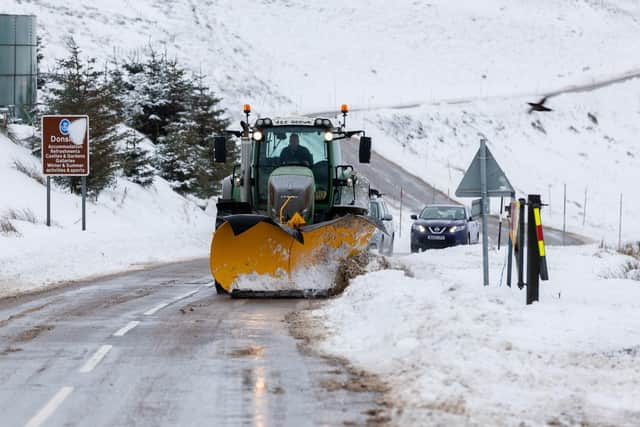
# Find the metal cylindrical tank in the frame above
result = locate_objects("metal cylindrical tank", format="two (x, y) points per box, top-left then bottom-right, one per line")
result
(0, 14), (37, 121)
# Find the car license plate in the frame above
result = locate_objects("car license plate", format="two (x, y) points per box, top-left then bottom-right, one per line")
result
(427, 235), (445, 240)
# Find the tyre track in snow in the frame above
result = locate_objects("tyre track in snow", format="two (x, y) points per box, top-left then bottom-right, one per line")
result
(311, 67), (640, 115)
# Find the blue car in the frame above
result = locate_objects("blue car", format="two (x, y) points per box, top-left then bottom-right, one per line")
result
(410, 204), (479, 252)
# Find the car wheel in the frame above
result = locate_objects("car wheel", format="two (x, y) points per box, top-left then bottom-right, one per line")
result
(385, 233), (395, 255)
(410, 243), (418, 253)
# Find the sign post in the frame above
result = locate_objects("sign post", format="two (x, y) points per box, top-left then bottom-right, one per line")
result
(479, 140), (489, 286)
(41, 115), (90, 230)
(456, 139), (514, 287)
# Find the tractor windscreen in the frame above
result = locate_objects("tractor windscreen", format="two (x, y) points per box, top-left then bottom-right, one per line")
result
(256, 126), (330, 204)
(259, 127), (328, 166)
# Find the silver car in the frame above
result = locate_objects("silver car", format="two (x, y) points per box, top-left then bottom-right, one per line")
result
(368, 196), (395, 255)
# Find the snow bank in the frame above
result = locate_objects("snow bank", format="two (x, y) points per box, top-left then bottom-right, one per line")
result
(312, 245), (640, 425)
(0, 131), (213, 297)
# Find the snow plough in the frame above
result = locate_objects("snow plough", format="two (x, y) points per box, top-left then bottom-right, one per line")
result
(210, 104), (381, 297)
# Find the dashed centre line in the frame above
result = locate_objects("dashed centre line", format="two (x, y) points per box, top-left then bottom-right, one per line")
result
(143, 288), (201, 316)
(24, 386), (74, 427)
(113, 321), (140, 337)
(79, 345), (112, 373)
(143, 302), (169, 316)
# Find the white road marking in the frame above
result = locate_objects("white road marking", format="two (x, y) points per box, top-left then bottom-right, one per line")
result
(113, 321), (140, 337)
(172, 289), (200, 302)
(143, 302), (170, 316)
(143, 288), (201, 316)
(25, 386), (74, 427)
(79, 345), (112, 373)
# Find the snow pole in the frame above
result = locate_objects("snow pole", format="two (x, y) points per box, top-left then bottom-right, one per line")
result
(517, 198), (526, 289)
(526, 194), (549, 305)
(533, 201), (549, 280)
(506, 193), (515, 287)
(526, 195), (540, 304)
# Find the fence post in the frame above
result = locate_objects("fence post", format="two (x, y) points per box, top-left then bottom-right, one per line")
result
(583, 187), (587, 227)
(562, 184), (567, 246)
(399, 187), (403, 238)
(618, 193), (623, 250)
(498, 196), (504, 250)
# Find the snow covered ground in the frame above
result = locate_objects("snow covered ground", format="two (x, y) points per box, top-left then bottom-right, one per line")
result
(311, 244), (640, 425)
(0, 129), (213, 298)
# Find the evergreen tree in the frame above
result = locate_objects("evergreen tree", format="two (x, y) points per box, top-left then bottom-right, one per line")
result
(157, 117), (201, 194)
(47, 37), (123, 199)
(120, 130), (155, 187)
(158, 72), (234, 198)
(121, 49), (192, 143)
(188, 72), (234, 198)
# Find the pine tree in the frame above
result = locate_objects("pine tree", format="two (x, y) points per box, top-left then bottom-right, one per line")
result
(188, 72), (233, 198)
(47, 37), (123, 199)
(157, 118), (201, 194)
(120, 130), (155, 187)
(121, 49), (193, 143)
(158, 72), (234, 198)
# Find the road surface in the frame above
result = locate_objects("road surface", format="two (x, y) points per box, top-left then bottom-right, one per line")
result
(0, 260), (384, 427)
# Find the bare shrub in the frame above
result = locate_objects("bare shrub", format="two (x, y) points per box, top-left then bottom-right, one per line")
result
(13, 159), (46, 185)
(3, 208), (38, 224)
(0, 218), (20, 236)
(600, 242), (640, 281)
(618, 242), (640, 259)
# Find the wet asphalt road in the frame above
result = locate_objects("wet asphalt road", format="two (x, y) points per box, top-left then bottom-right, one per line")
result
(341, 142), (584, 247)
(0, 260), (381, 427)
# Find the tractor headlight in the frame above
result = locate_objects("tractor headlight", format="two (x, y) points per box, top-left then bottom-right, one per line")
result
(324, 131), (333, 142)
(346, 177), (353, 187)
(234, 176), (241, 186)
(413, 224), (426, 233)
(253, 130), (263, 141)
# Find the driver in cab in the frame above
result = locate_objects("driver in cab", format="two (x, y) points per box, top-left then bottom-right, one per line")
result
(280, 133), (313, 166)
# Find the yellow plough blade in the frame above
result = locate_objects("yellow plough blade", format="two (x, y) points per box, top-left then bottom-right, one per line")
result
(210, 214), (377, 295)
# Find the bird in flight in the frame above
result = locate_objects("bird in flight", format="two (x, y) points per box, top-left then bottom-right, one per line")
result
(527, 96), (553, 114)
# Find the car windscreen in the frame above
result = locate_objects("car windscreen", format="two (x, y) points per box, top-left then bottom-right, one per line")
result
(419, 206), (466, 221)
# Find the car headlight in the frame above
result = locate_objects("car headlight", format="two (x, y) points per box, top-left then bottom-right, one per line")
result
(413, 224), (426, 233)
(448, 225), (466, 233)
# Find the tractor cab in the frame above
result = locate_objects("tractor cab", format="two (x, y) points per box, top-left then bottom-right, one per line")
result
(214, 106), (372, 225)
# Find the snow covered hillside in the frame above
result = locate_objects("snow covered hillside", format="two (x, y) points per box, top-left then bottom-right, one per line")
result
(358, 76), (640, 243)
(0, 129), (212, 298)
(2, 0), (640, 112)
